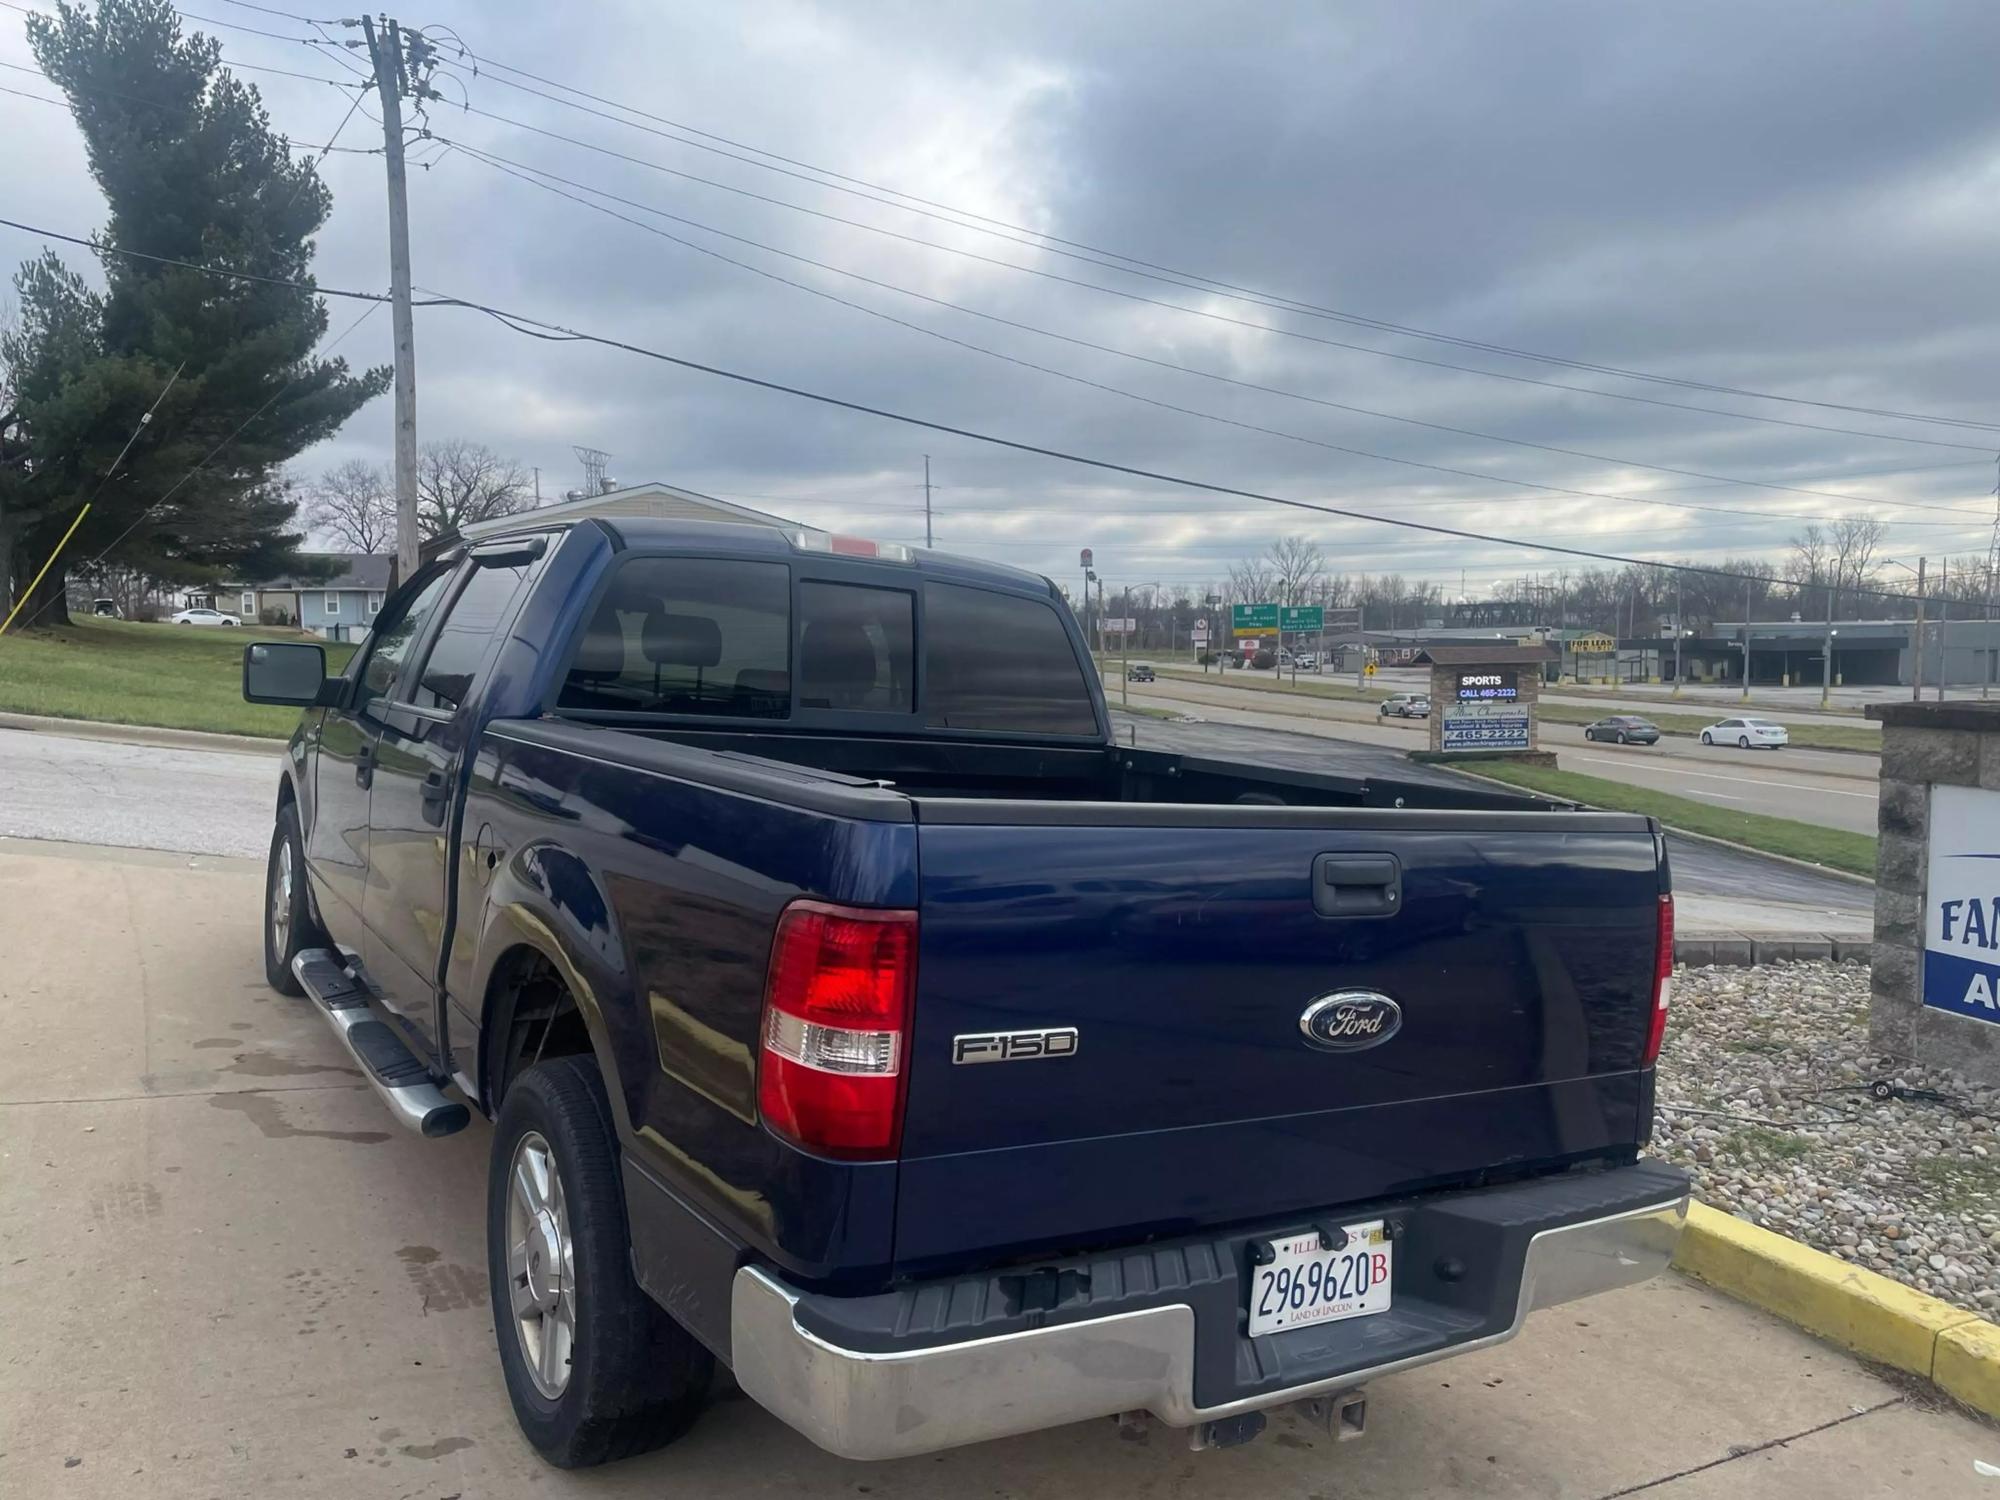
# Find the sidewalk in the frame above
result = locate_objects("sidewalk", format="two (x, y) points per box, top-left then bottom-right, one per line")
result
(7, 839), (1992, 1498)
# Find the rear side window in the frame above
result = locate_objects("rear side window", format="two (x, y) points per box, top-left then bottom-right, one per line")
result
(407, 561), (537, 712)
(922, 581), (1097, 734)
(799, 582), (913, 713)
(558, 558), (790, 718)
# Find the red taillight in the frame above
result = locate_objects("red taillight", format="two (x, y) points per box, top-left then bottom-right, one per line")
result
(1643, 893), (1674, 1066)
(757, 900), (917, 1160)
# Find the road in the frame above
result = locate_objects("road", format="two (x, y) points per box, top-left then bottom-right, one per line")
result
(1113, 712), (1873, 931)
(1, 834), (1984, 1498)
(0, 723), (277, 858)
(1116, 675), (1881, 834)
(0, 718), (1870, 930)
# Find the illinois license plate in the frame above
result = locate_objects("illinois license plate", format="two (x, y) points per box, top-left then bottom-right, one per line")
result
(1247, 1221), (1392, 1337)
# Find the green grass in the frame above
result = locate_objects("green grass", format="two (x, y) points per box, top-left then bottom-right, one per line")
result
(0, 615), (357, 738)
(1722, 1126), (1814, 1161)
(1106, 701), (1189, 721)
(1460, 760), (1879, 877)
(1912, 1155), (2000, 1213)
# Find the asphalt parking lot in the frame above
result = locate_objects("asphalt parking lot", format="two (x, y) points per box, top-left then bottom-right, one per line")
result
(3, 833), (1995, 1498)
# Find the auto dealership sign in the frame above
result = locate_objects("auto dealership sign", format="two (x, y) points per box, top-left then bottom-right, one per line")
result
(1923, 785), (2000, 1026)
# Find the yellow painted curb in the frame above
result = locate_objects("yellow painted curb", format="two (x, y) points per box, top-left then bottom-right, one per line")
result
(1935, 1319), (2000, 1419)
(1672, 1202), (2000, 1419)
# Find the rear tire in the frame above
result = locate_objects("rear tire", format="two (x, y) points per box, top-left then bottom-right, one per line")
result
(263, 804), (324, 994)
(489, 1056), (712, 1468)
(1738, 735), (1750, 749)
(1616, 731), (1628, 745)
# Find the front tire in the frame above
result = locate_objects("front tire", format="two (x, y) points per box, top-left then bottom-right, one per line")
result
(263, 803), (325, 994)
(1701, 732), (1713, 745)
(489, 1056), (712, 1468)
(1617, 731), (1628, 745)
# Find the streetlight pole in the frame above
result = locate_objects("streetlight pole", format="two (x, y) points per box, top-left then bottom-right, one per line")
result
(1671, 572), (1684, 697)
(1886, 558), (1926, 702)
(1740, 575), (1752, 704)
(1822, 581), (1838, 708)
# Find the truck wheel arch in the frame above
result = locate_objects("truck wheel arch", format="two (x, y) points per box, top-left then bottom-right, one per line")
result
(475, 936), (621, 1124)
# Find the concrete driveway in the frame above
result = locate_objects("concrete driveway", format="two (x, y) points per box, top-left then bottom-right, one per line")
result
(2, 836), (1992, 1498)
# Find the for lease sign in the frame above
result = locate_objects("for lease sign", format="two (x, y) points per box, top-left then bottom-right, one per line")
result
(1923, 785), (2000, 1025)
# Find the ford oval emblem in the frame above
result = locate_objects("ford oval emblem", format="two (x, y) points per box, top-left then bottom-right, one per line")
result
(1299, 991), (1402, 1052)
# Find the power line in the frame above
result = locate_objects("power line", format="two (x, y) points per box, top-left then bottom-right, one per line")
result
(420, 38), (2000, 436)
(451, 141), (1998, 531)
(0, 212), (1954, 604)
(428, 94), (1997, 456)
(448, 301), (1949, 605)
(0, 215), (411, 300)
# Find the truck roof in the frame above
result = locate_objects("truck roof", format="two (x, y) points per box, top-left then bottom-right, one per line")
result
(482, 514), (1059, 598)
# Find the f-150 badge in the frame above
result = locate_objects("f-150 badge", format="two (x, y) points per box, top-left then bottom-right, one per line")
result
(951, 1027), (1080, 1064)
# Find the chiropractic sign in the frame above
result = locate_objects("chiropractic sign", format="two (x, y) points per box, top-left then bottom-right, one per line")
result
(1923, 785), (2000, 1025)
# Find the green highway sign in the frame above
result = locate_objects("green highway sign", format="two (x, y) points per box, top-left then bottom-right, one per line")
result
(1232, 603), (1279, 630)
(1281, 605), (1324, 631)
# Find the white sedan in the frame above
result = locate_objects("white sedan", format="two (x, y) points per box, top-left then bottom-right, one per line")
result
(169, 607), (241, 627)
(1699, 716), (1788, 749)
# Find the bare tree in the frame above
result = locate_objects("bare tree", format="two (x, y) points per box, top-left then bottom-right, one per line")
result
(1829, 516), (1884, 619)
(1266, 534), (1327, 606)
(306, 459), (394, 555)
(1225, 557), (1278, 607)
(415, 439), (532, 540)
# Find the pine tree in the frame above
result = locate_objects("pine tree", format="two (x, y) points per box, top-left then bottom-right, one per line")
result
(0, 0), (388, 626)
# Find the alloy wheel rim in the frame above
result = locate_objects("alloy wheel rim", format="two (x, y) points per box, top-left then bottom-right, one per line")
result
(506, 1131), (576, 1398)
(271, 840), (292, 954)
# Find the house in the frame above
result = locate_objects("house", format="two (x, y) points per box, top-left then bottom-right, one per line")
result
(192, 553), (394, 640)
(426, 481), (799, 558)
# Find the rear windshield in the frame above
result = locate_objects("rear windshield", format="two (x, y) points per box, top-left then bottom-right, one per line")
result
(557, 559), (1098, 735)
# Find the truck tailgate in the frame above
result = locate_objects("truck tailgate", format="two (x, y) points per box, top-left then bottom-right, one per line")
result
(893, 808), (1663, 1274)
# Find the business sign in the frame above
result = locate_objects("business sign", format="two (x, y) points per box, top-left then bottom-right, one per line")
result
(1103, 617), (1136, 634)
(1454, 669), (1520, 702)
(1233, 603), (1279, 632)
(1192, 618), (1210, 645)
(1570, 633), (1617, 655)
(1079, 548), (1093, 567)
(1922, 785), (2000, 1026)
(1440, 695), (1530, 753)
(1280, 605), (1324, 632)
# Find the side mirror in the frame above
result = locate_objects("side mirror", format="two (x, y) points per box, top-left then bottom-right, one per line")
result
(243, 641), (328, 706)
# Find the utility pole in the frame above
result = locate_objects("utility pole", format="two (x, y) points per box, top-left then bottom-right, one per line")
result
(1740, 576), (1752, 703)
(1671, 571), (1684, 697)
(360, 14), (421, 583)
(532, 466), (541, 508)
(1986, 456), (2000, 700)
(1912, 556), (1927, 702)
(1821, 588), (1837, 709)
(922, 455), (933, 550)
(1939, 555), (1950, 701)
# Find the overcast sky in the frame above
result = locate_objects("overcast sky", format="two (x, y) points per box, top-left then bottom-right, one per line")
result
(6, 0), (1999, 599)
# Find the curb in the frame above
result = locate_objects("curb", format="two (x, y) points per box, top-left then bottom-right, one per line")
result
(1672, 1202), (2000, 1419)
(1674, 932), (1872, 967)
(0, 710), (281, 757)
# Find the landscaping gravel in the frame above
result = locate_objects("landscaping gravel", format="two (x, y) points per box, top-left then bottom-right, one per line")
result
(1653, 960), (2000, 1316)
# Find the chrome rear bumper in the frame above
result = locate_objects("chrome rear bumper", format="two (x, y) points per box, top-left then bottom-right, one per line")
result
(731, 1192), (1687, 1461)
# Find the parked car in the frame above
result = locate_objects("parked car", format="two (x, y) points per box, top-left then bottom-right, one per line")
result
(1293, 651), (1320, 672)
(1380, 693), (1431, 718)
(90, 597), (122, 618)
(170, 606), (240, 626)
(242, 517), (1686, 1467)
(1126, 662), (1155, 682)
(1699, 716), (1789, 749)
(1584, 716), (1661, 745)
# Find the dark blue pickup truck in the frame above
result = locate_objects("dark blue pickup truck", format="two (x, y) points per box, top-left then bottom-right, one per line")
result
(242, 515), (1687, 1467)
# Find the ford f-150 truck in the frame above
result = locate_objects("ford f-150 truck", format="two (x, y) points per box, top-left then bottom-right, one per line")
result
(241, 515), (1687, 1468)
